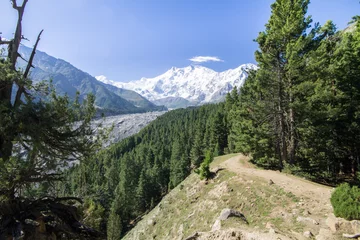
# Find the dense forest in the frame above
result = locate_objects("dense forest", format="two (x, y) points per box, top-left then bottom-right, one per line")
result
(1, 0), (359, 239)
(62, 104), (228, 238)
(227, 2), (360, 181)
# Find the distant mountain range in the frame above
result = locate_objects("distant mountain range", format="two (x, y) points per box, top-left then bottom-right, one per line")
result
(15, 45), (257, 111)
(17, 46), (166, 115)
(96, 63), (257, 109)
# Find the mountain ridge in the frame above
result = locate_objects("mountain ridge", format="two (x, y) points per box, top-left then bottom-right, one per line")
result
(16, 45), (166, 115)
(96, 63), (258, 109)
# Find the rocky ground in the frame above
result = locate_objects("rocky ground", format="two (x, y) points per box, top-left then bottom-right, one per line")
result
(123, 154), (360, 240)
(92, 111), (166, 146)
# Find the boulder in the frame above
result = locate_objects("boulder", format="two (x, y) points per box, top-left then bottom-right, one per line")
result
(218, 208), (248, 224)
(326, 214), (339, 232)
(316, 228), (336, 240)
(303, 231), (313, 238)
(325, 213), (352, 233)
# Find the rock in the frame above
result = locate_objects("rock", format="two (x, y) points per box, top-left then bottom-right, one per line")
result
(303, 231), (313, 238)
(316, 228), (336, 240)
(266, 222), (275, 229)
(269, 179), (274, 185)
(338, 218), (353, 233)
(326, 214), (339, 232)
(211, 219), (221, 231)
(297, 216), (318, 225)
(269, 228), (276, 234)
(312, 219), (319, 225)
(218, 208), (248, 224)
(147, 219), (156, 226)
(325, 213), (352, 233)
(351, 220), (360, 233)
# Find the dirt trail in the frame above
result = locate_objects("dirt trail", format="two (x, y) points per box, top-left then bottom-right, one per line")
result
(219, 154), (333, 215)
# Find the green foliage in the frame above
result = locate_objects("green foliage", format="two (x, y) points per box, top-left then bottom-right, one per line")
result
(331, 183), (360, 220)
(81, 199), (106, 231)
(63, 103), (229, 236)
(0, 3), (108, 239)
(107, 210), (122, 240)
(195, 150), (213, 180)
(226, 0), (360, 181)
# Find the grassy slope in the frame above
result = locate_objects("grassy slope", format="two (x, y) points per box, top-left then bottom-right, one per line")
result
(123, 154), (342, 240)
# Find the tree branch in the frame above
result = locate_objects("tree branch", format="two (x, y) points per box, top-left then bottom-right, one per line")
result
(24, 30), (43, 79)
(0, 40), (12, 45)
(14, 30), (43, 108)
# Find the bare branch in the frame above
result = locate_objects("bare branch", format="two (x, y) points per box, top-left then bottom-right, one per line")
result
(17, 52), (27, 62)
(0, 40), (12, 45)
(13, 30), (43, 108)
(24, 30), (43, 79)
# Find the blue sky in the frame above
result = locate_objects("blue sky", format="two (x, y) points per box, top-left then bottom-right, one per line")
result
(0, 0), (358, 82)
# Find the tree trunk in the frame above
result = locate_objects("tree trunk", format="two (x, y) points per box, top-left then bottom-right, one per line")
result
(289, 90), (296, 165)
(277, 67), (287, 169)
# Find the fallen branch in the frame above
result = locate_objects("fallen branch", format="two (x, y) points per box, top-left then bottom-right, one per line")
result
(343, 233), (360, 239)
(184, 232), (200, 240)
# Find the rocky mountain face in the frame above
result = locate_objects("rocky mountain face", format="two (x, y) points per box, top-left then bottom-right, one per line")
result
(17, 46), (166, 115)
(96, 63), (257, 109)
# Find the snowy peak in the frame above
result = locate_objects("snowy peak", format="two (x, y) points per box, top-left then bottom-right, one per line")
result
(96, 63), (257, 108)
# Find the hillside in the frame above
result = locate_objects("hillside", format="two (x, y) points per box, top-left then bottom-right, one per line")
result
(124, 154), (357, 240)
(17, 46), (165, 114)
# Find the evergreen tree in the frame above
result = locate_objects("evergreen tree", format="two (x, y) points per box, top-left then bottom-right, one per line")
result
(107, 204), (122, 240)
(190, 122), (204, 168)
(0, 1), (105, 238)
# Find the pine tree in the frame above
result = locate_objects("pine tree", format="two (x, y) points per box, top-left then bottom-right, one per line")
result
(107, 203), (122, 240)
(247, 0), (315, 167)
(190, 122), (204, 168)
(0, 1), (106, 238)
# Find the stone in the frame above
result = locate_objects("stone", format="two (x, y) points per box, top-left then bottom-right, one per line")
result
(351, 220), (360, 233)
(147, 219), (156, 226)
(297, 216), (318, 225)
(218, 208), (248, 223)
(269, 228), (276, 234)
(326, 213), (339, 232)
(316, 228), (336, 240)
(303, 231), (313, 238)
(266, 222), (275, 229)
(211, 219), (221, 231)
(312, 219), (319, 225)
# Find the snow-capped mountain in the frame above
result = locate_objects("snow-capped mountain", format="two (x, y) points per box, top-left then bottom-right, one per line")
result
(96, 63), (257, 108)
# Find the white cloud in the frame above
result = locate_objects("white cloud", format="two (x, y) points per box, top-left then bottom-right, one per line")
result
(189, 56), (224, 63)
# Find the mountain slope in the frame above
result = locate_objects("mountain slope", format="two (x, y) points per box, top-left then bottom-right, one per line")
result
(123, 154), (343, 240)
(17, 46), (165, 114)
(96, 64), (257, 109)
